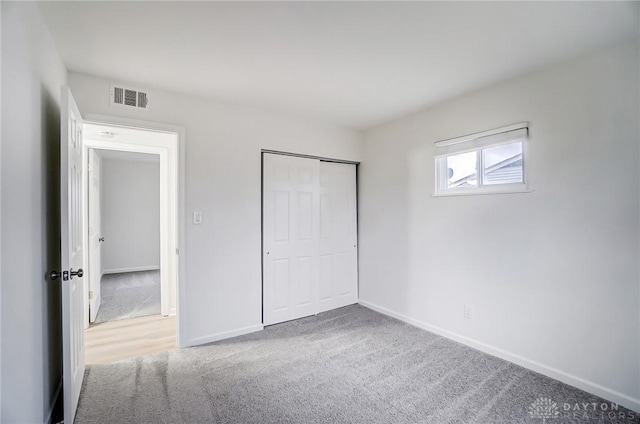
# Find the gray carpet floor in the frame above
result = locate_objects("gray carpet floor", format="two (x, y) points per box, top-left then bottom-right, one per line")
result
(94, 271), (161, 323)
(76, 305), (638, 424)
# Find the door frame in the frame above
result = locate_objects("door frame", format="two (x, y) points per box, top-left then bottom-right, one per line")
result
(82, 114), (187, 348)
(260, 149), (360, 324)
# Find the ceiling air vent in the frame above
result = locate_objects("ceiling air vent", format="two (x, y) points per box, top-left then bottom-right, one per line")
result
(110, 84), (149, 110)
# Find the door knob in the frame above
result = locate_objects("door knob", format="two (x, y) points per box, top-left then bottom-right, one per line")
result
(69, 268), (84, 279)
(98, 237), (105, 242)
(49, 269), (83, 281)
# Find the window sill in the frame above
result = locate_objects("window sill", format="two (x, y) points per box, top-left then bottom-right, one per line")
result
(432, 186), (533, 197)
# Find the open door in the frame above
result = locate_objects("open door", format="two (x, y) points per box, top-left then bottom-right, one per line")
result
(88, 149), (102, 322)
(60, 86), (86, 423)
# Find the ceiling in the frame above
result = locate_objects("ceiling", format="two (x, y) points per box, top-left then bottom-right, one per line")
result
(38, 1), (639, 130)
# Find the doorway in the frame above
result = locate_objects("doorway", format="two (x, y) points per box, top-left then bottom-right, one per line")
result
(89, 149), (162, 322)
(82, 122), (180, 363)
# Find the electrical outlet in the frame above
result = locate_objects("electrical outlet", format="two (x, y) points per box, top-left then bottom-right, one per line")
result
(463, 304), (474, 320)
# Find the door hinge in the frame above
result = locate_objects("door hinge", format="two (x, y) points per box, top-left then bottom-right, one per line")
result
(89, 290), (94, 300)
(176, 248), (179, 255)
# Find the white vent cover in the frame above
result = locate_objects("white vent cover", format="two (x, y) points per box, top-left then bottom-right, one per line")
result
(110, 84), (149, 110)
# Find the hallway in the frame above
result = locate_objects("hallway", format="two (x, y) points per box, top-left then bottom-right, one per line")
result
(95, 270), (160, 323)
(85, 314), (176, 365)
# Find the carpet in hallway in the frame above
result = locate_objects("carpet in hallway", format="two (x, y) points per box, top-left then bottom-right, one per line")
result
(94, 270), (160, 323)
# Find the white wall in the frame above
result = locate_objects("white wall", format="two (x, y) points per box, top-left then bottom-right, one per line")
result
(1, 2), (68, 423)
(101, 157), (160, 273)
(0, 3), (3, 417)
(69, 72), (363, 345)
(359, 42), (640, 410)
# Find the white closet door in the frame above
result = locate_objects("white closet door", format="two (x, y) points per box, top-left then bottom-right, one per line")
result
(318, 162), (358, 313)
(263, 154), (320, 325)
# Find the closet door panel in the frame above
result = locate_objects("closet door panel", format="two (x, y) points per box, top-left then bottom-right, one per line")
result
(318, 162), (358, 313)
(263, 154), (320, 325)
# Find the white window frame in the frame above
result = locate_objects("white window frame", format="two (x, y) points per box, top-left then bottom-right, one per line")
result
(433, 122), (531, 197)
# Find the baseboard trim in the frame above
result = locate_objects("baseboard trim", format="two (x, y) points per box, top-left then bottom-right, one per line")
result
(358, 299), (640, 413)
(45, 379), (63, 424)
(186, 324), (264, 348)
(103, 266), (160, 275)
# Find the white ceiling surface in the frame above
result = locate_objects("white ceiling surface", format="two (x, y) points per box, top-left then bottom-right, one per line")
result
(39, 2), (639, 130)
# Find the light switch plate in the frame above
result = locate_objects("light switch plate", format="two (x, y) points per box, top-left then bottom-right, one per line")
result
(193, 211), (203, 224)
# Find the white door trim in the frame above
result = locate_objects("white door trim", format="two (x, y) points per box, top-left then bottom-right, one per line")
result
(81, 114), (187, 348)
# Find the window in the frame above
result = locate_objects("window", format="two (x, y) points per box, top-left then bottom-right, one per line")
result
(434, 123), (529, 196)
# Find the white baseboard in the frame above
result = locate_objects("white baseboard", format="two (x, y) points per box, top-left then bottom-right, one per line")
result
(186, 324), (263, 348)
(358, 299), (640, 413)
(45, 379), (63, 424)
(103, 266), (160, 275)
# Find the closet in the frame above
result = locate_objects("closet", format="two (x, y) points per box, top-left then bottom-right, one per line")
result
(262, 153), (358, 325)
